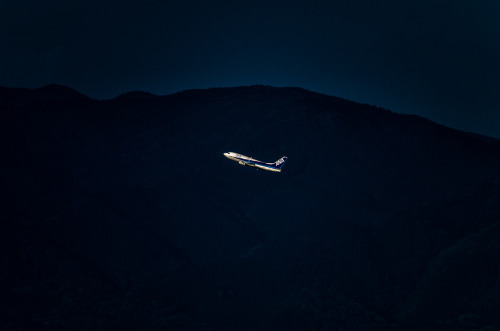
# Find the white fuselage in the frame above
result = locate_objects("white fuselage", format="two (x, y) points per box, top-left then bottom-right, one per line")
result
(223, 152), (282, 172)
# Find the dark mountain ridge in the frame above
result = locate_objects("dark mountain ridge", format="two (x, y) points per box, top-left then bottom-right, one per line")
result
(2, 84), (500, 330)
(115, 90), (159, 100)
(0, 84), (89, 107)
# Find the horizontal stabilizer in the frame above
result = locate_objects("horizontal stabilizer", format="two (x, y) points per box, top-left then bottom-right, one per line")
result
(272, 156), (287, 169)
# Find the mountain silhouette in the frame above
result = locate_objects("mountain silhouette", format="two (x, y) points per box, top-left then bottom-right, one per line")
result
(2, 84), (500, 330)
(0, 84), (89, 107)
(115, 90), (159, 100)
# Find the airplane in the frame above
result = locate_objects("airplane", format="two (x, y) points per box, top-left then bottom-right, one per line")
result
(224, 152), (288, 172)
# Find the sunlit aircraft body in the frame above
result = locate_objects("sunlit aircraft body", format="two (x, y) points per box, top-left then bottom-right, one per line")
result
(224, 152), (287, 172)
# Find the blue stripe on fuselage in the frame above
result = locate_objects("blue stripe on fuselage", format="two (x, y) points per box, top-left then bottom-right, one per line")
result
(235, 156), (277, 169)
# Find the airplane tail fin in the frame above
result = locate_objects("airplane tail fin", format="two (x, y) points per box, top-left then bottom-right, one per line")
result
(272, 156), (288, 169)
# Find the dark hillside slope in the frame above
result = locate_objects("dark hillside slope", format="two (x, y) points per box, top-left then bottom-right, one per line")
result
(2, 85), (500, 330)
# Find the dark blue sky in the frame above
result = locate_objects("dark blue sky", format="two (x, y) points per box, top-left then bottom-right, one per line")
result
(1, 0), (499, 137)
